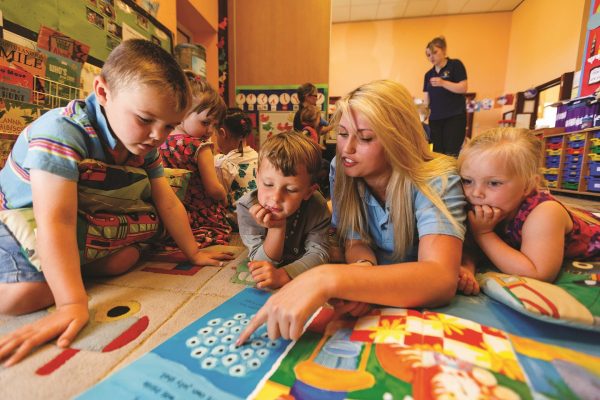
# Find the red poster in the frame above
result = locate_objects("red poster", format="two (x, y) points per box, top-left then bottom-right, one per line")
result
(579, 0), (600, 96)
(37, 26), (90, 64)
(0, 64), (33, 90)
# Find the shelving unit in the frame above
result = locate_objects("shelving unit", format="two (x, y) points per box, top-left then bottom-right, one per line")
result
(539, 127), (600, 197)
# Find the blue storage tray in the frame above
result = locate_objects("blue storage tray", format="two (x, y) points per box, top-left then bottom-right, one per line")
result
(547, 136), (564, 144)
(562, 176), (580, 183)
(565, 154), (582, 164)
(589, 161), (600, 177)
(587, 176), (600, 192)
(567, 140), (586, 149)
(564, 161), (583, 169)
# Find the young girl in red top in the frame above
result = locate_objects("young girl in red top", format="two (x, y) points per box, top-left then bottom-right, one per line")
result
(457, 128), (599, 295)
(160, 73), (231, 246)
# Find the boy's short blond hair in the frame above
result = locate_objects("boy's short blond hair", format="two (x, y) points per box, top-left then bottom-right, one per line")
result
(185, 71), (227, 125)
(258, 132), (322, 183)
(100, 39), (191, 113)
(300, 105), (320, 127)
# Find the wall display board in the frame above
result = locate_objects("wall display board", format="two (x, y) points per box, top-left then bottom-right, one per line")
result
(257, 110), (295, 146)
(579, 0), (600, 96)
(0, 0), (172, 66)
(235, 84), (328, 113)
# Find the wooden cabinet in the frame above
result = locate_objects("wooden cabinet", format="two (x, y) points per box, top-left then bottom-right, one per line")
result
(539, 127), (600, 197)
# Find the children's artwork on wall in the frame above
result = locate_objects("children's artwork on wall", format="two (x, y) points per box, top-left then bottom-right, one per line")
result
(0, 99), (45, 135)
(257, 111), (295, 146)
(78, 288), (293, 400)
(79, 62), (102, 98)
(0, 64), (33, 103)
(1, 0), (173, 65)
(37, 26), (90, 64)
(0, 38), (46, 93)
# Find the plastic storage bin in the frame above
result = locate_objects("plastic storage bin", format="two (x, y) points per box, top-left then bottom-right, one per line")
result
(589, 161), (600, 177)
(587, 177), (600, 192)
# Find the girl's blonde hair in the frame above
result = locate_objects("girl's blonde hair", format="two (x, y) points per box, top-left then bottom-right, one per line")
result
(458, 127), (599, 225)
(331, 80), (461, 260)
(457, 128), (542, 194)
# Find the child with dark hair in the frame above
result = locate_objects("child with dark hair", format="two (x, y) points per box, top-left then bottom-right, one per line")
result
(215, 107), (258, 214)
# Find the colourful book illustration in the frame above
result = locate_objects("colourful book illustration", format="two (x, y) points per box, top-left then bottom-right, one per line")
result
(79, 289), (600, 399)
(77, 288), (292, 399)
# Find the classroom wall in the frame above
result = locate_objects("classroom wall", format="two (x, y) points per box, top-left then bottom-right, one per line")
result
(330, 12), (512, 136)
(503, 0), (586, 94)
(156, 0), (219, 86)
(229, 0), (331, 87)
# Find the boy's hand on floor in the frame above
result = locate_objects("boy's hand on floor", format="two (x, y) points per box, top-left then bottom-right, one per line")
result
(458, 265), (480, 295)
(248, 261), (291, 289)
(189, 250), (235, 267)
(0, 302), (89, 367)
(249, 204), (286, 229)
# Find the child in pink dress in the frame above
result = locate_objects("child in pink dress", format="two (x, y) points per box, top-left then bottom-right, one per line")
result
(457, 127), (599, 295)
(160, 74), (231, 247)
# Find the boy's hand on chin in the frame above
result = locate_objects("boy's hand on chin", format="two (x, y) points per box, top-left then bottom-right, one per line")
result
(249, 203), (286, 229)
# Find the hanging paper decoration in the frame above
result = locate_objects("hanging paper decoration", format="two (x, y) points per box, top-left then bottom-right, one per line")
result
(495, 93), (514, 107)
(523, 88), (538, 99)
(481, 98), (494, 110)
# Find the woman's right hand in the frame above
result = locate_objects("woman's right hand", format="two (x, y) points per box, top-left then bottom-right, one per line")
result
(0, 302), (89, 367)
(236, 267), (330, 345)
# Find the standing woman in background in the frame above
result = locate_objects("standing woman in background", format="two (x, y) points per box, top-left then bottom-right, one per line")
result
(423, 36), (468, 156)
(293, 82), (333, 136)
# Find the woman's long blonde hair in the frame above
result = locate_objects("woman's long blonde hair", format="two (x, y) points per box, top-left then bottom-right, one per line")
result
(331, 80), (462, 260)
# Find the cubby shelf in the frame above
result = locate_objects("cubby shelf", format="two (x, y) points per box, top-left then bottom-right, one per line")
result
(537, 126), (600, 197)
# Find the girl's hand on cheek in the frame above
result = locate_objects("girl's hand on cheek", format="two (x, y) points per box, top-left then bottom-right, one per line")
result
(468, 205), (503, 236)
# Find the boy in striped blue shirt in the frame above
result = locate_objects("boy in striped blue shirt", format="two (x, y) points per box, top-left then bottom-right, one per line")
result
(0, 39), (233, 366)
